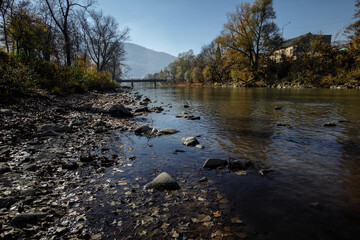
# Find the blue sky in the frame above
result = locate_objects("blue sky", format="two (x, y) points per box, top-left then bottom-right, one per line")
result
(97, 0), (356, 56)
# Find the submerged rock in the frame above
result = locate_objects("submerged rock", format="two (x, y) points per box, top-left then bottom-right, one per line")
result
(228, 159), (252, 170)
(274, 107), (282, 110)
(276, 123), (292, 128)
(323, 122), (337, 127)
(176, 114), (200, 120)
(182, 137), (199, 146)
(203, 158), (228, 169)
(145, 172), (180, 190)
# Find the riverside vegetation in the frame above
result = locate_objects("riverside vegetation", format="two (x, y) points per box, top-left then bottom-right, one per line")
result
(1, 0), (127, 101)
(148, 0), (360, 88)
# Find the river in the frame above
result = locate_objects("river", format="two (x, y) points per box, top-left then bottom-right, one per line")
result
(110, 86), (360, 239)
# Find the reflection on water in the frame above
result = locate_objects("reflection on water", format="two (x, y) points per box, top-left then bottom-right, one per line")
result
(129, 87), (360, 239)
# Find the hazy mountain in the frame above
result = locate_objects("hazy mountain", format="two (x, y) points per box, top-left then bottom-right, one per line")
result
(123, 42), (176, 79)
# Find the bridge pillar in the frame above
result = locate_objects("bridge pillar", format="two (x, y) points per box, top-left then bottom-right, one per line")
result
(131, 82), (134, 88)
(154, 81), (157, 88)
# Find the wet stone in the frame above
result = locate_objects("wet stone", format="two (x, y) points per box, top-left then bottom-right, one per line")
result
(143, 97), (151, 102)
(24, 164), (38, 172)
(198, 177), (208, 182)
(0, 197), (18, 208)
(145, 172), (180, 190)
(228, 159), (253, 170)
(0, 163), (11, 174)
(276, 123), (292, 128)
(159, 128), (179, 135)
(0, 109), (14, 116)
(134, 107), (150, 113)
(135, 125), (152, 135)
(11, 213), (47, 226)
(80, 154), (95, 163)
(203, 158), (228, 169)
(182, 137), (199, 146)
(62, 161), (79, 170)
(323, 122), (337, 127)
(108, 104), (133, 118)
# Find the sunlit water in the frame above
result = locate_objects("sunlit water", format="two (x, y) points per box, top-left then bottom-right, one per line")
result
(112, 86), (360, 239)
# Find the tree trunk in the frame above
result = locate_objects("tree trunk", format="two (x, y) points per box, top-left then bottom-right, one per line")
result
(64, 29), (71, 66)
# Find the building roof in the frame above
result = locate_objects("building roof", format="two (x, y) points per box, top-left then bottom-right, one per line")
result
(282, 32), (332, 49)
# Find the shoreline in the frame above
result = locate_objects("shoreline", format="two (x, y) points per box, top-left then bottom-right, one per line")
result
(0, 88), (246, 239)
(168, 82), (360, 89)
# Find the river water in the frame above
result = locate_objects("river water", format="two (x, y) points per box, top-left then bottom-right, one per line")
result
(112, 87), (360, 239)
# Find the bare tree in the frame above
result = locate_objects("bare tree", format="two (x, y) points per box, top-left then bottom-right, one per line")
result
(79, 10), (129, 74)
(44, 0), (94, 66)
(0, 0), (15, 52)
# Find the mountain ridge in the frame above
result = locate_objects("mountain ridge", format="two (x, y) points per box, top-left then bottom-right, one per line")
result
(123, 42), (176, 79)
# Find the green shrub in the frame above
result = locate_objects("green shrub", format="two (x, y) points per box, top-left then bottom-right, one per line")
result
(0, 51), (38, 102)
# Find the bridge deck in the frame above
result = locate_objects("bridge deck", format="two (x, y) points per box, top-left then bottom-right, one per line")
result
(116, 79), (166, 83)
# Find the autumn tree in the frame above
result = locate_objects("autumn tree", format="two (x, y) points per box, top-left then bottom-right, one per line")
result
(217, 0), (281, 81)
(7, 8), (50, 62)
(43, 0), (94, 66)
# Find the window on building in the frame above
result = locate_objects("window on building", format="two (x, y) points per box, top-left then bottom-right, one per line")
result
(290, 49), (294, 56)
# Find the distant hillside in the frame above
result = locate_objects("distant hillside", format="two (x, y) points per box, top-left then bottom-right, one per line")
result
(123, 42), (176, 79)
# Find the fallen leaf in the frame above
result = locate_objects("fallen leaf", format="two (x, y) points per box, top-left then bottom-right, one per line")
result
(198, 214), (211, 222)
(213, 211), (221, 217)
(172, 231), (179, 238)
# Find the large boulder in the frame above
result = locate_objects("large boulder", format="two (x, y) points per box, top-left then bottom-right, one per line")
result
(203, 158), (228, 169)
(108, 105), (133, 118)
(145, 172), (180, 190)
(182, 137), (199, 146)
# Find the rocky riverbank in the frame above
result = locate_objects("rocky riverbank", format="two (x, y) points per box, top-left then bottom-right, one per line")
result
(0, 89), (251, 239)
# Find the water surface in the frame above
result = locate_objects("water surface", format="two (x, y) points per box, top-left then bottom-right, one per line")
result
(116, 87), (360, 239)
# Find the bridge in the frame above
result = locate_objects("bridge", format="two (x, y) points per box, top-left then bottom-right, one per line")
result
(116, 79), (167, 88)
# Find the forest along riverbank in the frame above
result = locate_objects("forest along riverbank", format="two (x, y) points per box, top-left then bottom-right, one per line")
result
(0, 88), (249, 239)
